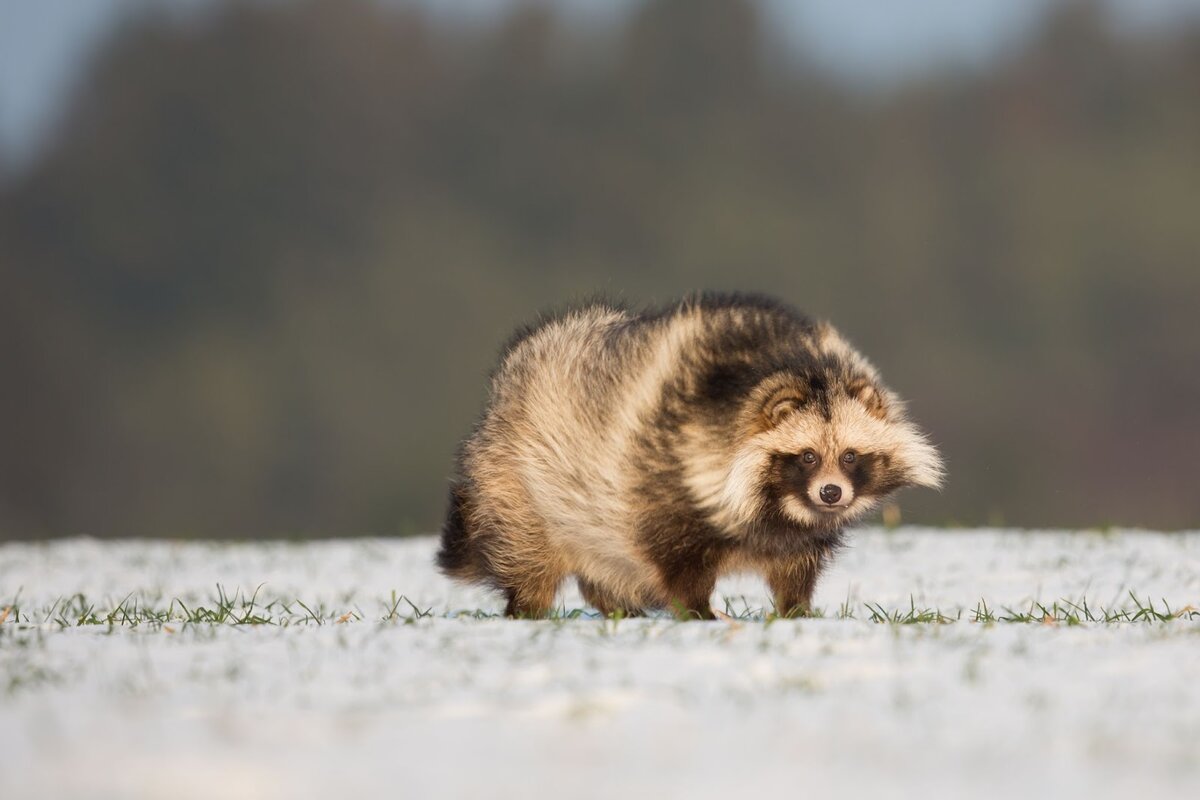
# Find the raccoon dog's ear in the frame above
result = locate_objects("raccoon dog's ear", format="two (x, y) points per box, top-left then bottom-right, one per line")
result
(763, 387), (808, 428)
(847, 378), (887, 419)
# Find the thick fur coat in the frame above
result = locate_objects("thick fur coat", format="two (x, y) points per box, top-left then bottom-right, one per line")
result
(438, 294), (943, 618)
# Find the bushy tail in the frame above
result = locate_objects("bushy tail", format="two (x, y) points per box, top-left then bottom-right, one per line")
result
(436, 482), (479, 579)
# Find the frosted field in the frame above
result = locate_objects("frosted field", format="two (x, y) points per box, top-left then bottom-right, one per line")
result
(2, 529), (1199, 800)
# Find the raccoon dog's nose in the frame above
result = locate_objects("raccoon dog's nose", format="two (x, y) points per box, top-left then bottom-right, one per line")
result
(819, 484), (842, 505)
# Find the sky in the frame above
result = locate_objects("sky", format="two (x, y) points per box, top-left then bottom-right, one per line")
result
(2, 0), (1199, 177)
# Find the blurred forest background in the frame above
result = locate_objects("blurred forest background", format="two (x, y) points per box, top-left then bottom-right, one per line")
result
(1, 0), (1198, 539)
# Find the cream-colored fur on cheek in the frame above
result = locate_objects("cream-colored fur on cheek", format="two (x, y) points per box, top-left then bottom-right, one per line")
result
(896, 436), (944, 489)
(719, 446), (771, 528)
(780, 495), (818, 525)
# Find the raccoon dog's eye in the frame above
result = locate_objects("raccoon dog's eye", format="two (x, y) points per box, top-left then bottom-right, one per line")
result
(842, 451), (856, 464)
(802, 450), (817, 464)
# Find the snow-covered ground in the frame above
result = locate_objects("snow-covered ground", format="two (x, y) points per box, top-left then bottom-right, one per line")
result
(1, 528), (1198, 800)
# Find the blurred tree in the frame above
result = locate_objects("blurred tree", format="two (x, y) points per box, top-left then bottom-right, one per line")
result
(1, 0), (1198, 537)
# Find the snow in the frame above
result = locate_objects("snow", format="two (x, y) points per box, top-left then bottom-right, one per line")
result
(2, 528), (1199, 800)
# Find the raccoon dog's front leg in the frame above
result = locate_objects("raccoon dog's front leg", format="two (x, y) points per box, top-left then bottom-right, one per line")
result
(645, 531), (734, 620)
(497, 544), (566, 618)
(503, 581), (559, 619)
(577, 578), (645, 618)
(765, 550), (830, 618)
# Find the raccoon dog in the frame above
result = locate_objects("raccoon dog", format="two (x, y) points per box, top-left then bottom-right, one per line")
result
(437, 294), (943, 618)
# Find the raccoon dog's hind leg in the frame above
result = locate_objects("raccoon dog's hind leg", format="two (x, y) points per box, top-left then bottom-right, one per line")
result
(577, 578), (645, 618)
(500, 569), (563, 619)
(438, 479), (566, 618)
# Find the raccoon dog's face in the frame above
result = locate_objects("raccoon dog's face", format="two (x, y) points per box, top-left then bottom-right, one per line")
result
(725, 371), (943, 531)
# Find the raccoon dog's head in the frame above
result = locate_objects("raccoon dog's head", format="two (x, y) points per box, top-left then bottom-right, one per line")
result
(724, 367), (943, 531)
